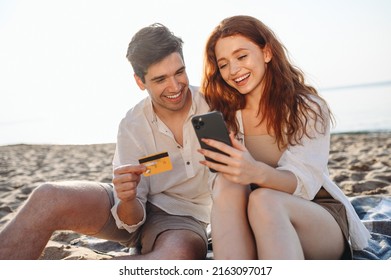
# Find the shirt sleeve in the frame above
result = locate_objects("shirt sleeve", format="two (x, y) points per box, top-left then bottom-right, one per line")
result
(110, 116), (149, 232)
(110, 197), (146, 233)
(276, 100), (331, 200)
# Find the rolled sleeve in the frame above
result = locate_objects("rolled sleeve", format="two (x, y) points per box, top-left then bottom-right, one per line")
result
(110, 198), (146, 233)
(110, 172), (149, 233)
(277, 148), (323, 199)
(277, 117), (331, 200)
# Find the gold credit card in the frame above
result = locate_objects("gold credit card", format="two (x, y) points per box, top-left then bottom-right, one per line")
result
(138, 152), (172, 176)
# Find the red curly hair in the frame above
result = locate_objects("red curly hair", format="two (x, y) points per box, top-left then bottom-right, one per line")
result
(201, 15), (333, 149)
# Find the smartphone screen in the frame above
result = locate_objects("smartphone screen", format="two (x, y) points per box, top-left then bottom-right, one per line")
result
(191, 111), (232, 172)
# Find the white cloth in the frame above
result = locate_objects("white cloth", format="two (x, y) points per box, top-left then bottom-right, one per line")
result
(111, 86), (211, 233)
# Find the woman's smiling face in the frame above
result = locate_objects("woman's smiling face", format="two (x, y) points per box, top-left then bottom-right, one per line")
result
(215, 34), (271, 96)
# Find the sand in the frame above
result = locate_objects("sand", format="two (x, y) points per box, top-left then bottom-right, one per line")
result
(0, 132), (390, 259)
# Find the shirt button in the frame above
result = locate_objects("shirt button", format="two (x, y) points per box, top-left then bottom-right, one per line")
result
(186, 161), (190, 165)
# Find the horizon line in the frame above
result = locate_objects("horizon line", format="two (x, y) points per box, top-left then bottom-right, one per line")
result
(319, 80), (391, 92)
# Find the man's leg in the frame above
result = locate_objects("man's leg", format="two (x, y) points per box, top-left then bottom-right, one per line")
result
(114, 229), (207, 260)
(0, 181), (112, 259)
(113, 202), (208, 260)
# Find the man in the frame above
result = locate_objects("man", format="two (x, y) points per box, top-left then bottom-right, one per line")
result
(0, 23), (211, 260)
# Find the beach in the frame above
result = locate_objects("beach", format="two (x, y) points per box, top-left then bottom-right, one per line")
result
(0, 131), (390, 259)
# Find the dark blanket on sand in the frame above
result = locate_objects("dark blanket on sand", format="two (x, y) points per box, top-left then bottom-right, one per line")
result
(351, 195), (391, 260)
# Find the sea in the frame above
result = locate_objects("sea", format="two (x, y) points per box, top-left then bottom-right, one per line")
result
(320, 83), (391, 134)
(0, 84), (390, 146)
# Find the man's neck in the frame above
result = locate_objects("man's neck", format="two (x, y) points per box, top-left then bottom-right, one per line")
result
(153, 91), (192, 147)
(154, 89), (192, 124)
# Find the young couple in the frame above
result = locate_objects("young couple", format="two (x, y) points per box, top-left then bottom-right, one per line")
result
(0, 15), (369, 260)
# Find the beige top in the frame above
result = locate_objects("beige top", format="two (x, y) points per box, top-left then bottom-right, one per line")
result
(244, 135), (283, 167)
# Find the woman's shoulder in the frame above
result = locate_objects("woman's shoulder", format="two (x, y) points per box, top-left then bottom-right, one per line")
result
(303, 93), (326, 106)
(302, 93), (330, 116)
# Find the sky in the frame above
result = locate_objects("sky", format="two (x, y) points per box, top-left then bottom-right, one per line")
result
(1, 0), (391, 145)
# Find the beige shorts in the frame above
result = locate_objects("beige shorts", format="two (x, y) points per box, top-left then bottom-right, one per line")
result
(93, 183), (208, 254)
(313, 196), (352, 259)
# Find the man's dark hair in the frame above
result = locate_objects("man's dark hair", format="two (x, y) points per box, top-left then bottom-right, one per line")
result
(126, 23), (184, 83)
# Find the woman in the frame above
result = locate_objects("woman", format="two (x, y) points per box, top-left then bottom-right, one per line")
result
(199, 15), (370, 259)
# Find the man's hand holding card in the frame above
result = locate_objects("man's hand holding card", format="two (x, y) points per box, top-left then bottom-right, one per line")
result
(138, 152), (173, 177)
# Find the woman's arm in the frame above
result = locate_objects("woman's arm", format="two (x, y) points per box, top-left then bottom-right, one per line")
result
(198, 134), (297, 193)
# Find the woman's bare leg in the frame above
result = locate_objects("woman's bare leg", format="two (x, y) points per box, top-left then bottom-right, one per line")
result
(210, 175), (256, 259)
(248, 188), (345, 260)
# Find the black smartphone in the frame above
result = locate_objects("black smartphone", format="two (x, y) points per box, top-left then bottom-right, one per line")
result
(191, 111), (232, 172)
